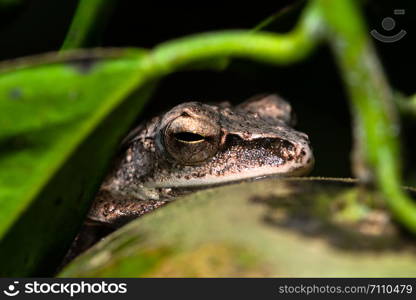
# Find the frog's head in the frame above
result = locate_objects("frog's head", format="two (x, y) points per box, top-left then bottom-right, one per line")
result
(109, 95), (314, 200)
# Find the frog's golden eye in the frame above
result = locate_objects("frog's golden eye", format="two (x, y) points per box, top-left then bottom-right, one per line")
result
(164, 116), (220, 165)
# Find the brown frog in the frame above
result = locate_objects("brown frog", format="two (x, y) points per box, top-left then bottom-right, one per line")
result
(88, 94), (314, 226)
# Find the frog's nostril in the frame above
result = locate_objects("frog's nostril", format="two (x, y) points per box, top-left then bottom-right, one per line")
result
(275, 140), (296, 161)
(302, 146), (314, 165)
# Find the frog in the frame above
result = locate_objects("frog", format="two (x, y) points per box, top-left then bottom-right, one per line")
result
(87, 94), (314, 227)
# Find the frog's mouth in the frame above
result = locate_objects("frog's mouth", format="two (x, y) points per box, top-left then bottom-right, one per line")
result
(148, 137), (314, 189)
(153, 160), (314, 188)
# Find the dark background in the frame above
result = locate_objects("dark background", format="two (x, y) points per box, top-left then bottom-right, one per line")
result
(0, 0), (414, 179)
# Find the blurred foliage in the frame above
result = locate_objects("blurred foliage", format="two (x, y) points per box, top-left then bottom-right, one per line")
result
(398, 93), (416, 118)
(0, 0), (414, 276)
(0, 50), (156, 275)
(61, 0), (115, 51)
(317, 0), (416, 237)
(0, 0), (22, 7)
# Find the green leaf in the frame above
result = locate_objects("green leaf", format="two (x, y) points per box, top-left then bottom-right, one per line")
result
(0, 49), (155, 276)
(60, 178), (416, 277)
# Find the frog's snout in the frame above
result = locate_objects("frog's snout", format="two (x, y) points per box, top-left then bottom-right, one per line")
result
(296, 139), (314, 175)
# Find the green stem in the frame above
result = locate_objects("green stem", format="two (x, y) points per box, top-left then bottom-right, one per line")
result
(61, 0), (114, 51)
(146, 1), (322, 75)
(252, 1), (305, 32)
(317, 0), (416, 232)
(397, 93), (416, 118)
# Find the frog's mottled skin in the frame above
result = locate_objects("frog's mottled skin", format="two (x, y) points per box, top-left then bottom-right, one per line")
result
(88, 94), (314, 226)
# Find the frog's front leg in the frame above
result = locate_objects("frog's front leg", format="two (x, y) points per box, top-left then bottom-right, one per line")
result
(62, 191), (167, 265)
(87, 189), (167, 227)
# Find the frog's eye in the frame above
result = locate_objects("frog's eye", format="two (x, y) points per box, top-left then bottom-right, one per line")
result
(164, 116), (220, 165)
(173, 132), (205, 143)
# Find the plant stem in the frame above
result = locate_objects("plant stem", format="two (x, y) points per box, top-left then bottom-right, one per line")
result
(61, 0), (114, 51)
(317, 0), (416, 232)
(146, 1), (322, 75)
(397, 93), (416, 118)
